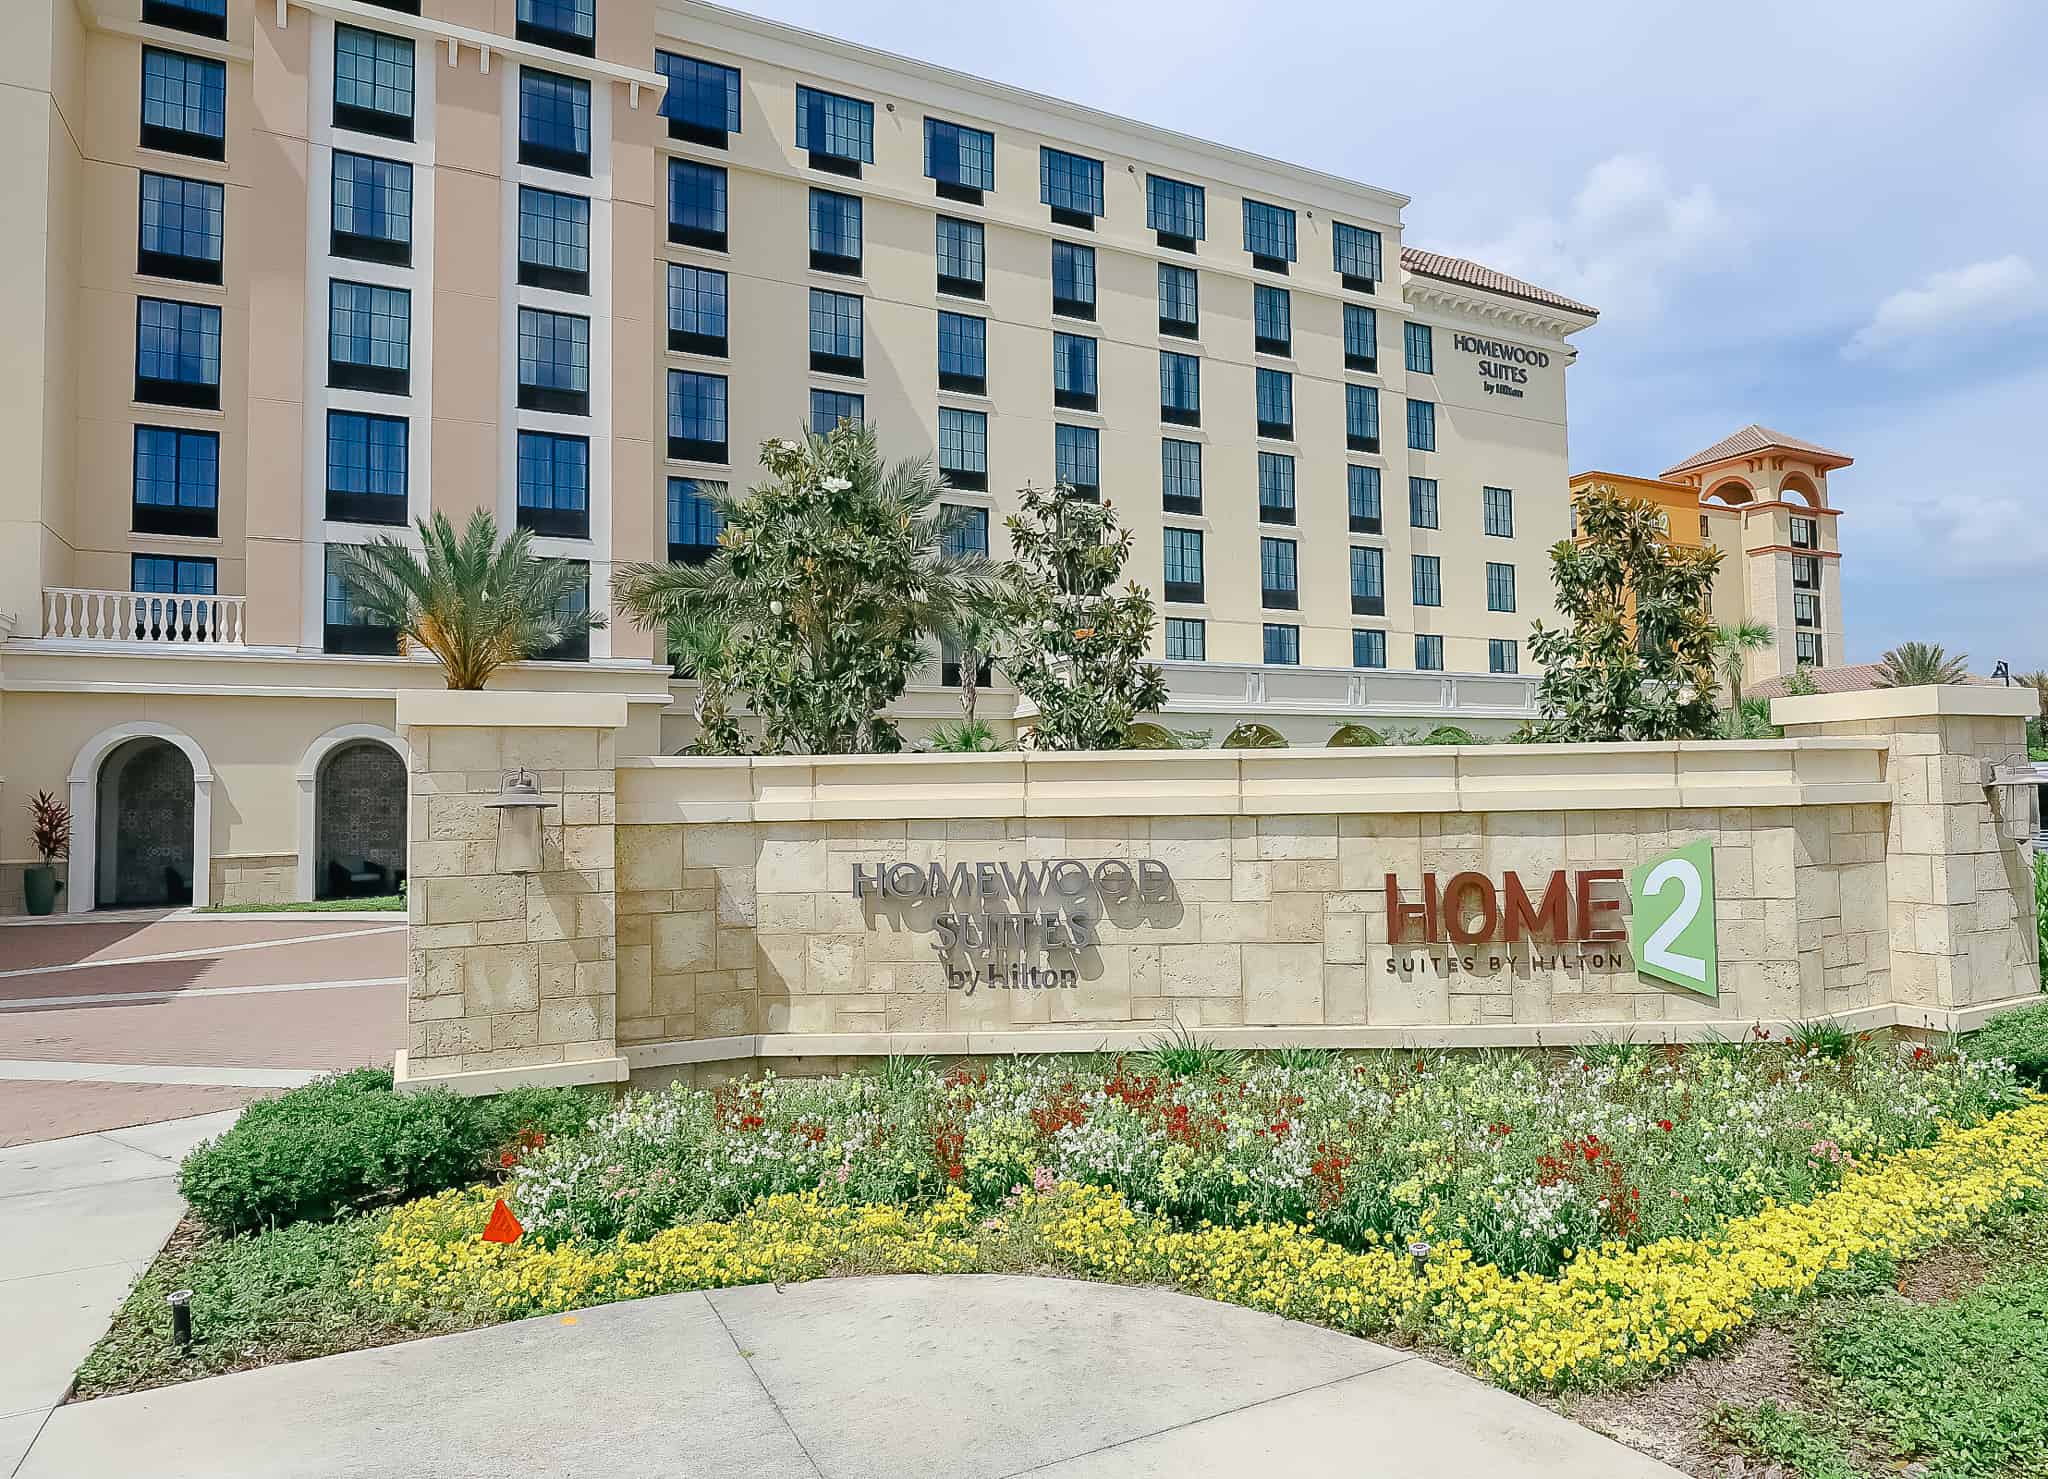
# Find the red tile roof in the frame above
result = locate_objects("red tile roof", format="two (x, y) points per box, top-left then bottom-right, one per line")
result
(1749, 663), (1994, 700)
(1662, 424), (1854, 477)
(1399, 248), (1598, 319)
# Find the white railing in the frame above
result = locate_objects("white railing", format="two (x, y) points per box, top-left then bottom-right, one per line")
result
(41, 588), (248, 648)
(1157, 661), (1542, 718)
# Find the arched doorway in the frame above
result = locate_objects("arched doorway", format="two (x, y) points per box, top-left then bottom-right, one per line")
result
(96, 738), (196, 908)
(314, 740), (407, 899)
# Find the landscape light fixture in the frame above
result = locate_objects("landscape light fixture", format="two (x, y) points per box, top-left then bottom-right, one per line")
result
(167, 1289), (193, 1353)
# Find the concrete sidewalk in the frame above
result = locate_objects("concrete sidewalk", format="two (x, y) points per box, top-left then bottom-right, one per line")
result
(19, 1274), (1684, 1478)
(0, 1110), (239, 1476)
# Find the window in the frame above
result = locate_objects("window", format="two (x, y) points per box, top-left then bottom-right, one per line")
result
(1162, 439), (1202, 514)
(1261, 536), (1297, 610)
(924, 118), (994, 200)
(667, 370), (727, 463)
(1163, 526), (1204, 604)
(1263, 624), (1300, 665)
(517, 0), (594, 56)
(936, 216), (985, 299)
(808, 289), (863, 377)
(668, 264), (727, 355)
(324, 411), (408, 524)
(1796, 632), (1824, 666)
(797, 86), (874, 174)
(324, 544), (398, 654)
(1053, 332), (1097, 410)
(808, 189), (861, 274)
(656, 52), (740, 147)
(1414, 634), (1444, 671)
(1254, 284), (1291, 356)
(1052, 241), (1095, 320)
(1348, 465), (1381, 534)
(332, 27), (411, 141)
(1407, 398), (1436, 451)
(1483, 486), (1514, 538)
(512, 431), (590, 538)
(1790, 515), (1818, 549)
(1349, 545), (1384, 616)
(1486, 561), (1516, 613)
(1343, 304), (1377, 371)
(1409, 476), (1438, 529)
(1166, 617), (1205, 660)
(1257, 451), (1295, 525)
(941, 505), (989, 559)
(1404, 321), (1434, 375)
(1255, 367), (1293, 440)
(1352, 628), (1386, 668)
(1242, 198), (1296, 272)
(1793, 554), (1821, 591)
(1039, 147), (1103, 226)
(937, 406), (987, 490)
(1412, 554), (1441, 607)
(1160, 350), (1201, 425)
(1146, 174), (1204, 250)
(810, 388), (863, 430)
(1157, 263), (1199, 337)
(1795, 591), (1820, 628)
(1489, 638), (1519, 675)
(143, 0), (227, 41)
(667, 478), (723, 562)
(329, 153), (412, 269)
(939, 637), (992, 690)
(139, 173), (223, 283)
(535, 561), (589, 662)
(133, 554), (217, 595)
(1346, 383), (1379, 451)
(937, 311), (986, 393)
(1055, 423), (1100, 499)
(132, 425), (218, 536)
(135, 297), (220, 408)
(519, 68), (591, 175)
(506, 186), (588, 294)
(516, 306), (588, 413)
(1333, 221), (1382, 290)
(142, 47), (226, 158)
(668, 159), (727, 250)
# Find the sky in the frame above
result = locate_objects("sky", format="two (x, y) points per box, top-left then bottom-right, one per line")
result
(723, 0), (2048, 669)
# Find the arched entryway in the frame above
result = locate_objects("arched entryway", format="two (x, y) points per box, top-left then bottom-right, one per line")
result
(314, 741), (407, 899)
(67, 721), (214, 912)
(95, 738), (196, 908)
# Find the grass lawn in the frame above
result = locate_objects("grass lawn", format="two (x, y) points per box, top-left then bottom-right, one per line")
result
(196, 895), (404, 913)
(1564, 1198), (2048, 1477)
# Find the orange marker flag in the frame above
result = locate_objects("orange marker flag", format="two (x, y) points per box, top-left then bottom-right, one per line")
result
(483, 1198), (524, 1244)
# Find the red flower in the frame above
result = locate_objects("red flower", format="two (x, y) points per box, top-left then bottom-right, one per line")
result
(1487, 1122), (1512, 1137)
(1658, 1119), (1674, 1133)
(1268, 1119), (1292, 1138)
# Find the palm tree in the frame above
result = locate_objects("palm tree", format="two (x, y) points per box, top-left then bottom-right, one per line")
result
(329, 510), (602, 690)
(1873, 641), (1970, 688)
(1711, 621), (1776, 721)
(938, 602), (1006, 724)
(667, 610), (746, 754)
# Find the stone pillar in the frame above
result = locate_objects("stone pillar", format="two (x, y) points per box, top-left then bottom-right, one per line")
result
(393, 692), (630, 1094)
(1775, 685), (2040, 1024)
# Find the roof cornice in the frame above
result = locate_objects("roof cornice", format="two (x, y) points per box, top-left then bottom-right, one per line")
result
(1401, 277), (1595, 342)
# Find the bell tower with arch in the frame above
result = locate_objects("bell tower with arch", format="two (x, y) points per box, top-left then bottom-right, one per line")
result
(1660, 425), (1852, 683)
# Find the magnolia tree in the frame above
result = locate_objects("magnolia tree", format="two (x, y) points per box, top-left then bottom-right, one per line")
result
(614, 424), (999, 754)
(1529, 485), (1721, 741)
(1001, 485), (1167, 750)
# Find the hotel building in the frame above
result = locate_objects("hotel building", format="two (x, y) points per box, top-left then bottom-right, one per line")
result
(2, 0), (1617, 911)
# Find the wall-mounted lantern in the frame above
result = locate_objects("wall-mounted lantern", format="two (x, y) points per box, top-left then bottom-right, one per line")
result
(1987, 753), (2043, 846)
(484, 768), (551, 872)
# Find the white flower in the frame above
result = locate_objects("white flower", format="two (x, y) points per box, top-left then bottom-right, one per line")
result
(821, 476), (851, 492)
(770, 600), (784, 616)
(1678, 684), (1698, 703)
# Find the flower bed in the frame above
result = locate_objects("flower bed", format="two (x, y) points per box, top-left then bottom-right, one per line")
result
(503, 1041), (2016, 1276)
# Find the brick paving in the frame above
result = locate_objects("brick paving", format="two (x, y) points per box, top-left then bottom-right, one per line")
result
(0, 918), (407, 1144)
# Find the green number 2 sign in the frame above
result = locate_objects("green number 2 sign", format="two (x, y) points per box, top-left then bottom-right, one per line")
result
(1628, 838), (1719, 999)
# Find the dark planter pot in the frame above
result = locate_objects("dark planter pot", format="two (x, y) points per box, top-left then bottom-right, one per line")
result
(23, 865), (62, 916)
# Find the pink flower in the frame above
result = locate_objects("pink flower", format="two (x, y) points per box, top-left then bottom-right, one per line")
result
(1032, 1165), (1058, 1193)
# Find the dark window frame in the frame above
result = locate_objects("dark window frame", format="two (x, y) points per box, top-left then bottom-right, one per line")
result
(323, 408), (410, 525)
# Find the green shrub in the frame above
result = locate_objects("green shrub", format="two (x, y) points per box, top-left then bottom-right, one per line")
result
(1327, 723), (1384, 747)
(1422, 724), (1477, 745)
(2038, 850), (2047, 986)
(1968, 1000), (2048, 1088)
(179, 1069), (597, 1235)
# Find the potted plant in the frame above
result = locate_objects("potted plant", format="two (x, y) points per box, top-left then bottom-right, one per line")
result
(24, 791), (69, 915)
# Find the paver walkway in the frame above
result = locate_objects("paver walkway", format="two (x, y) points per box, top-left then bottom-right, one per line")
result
(0, 1110), (239, 1476)
(19, 1274), (1683, 1478)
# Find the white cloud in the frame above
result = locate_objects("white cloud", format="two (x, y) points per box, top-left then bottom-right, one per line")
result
(1843, 255), (2042, 359)
(1444, 154), (1734, 322)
